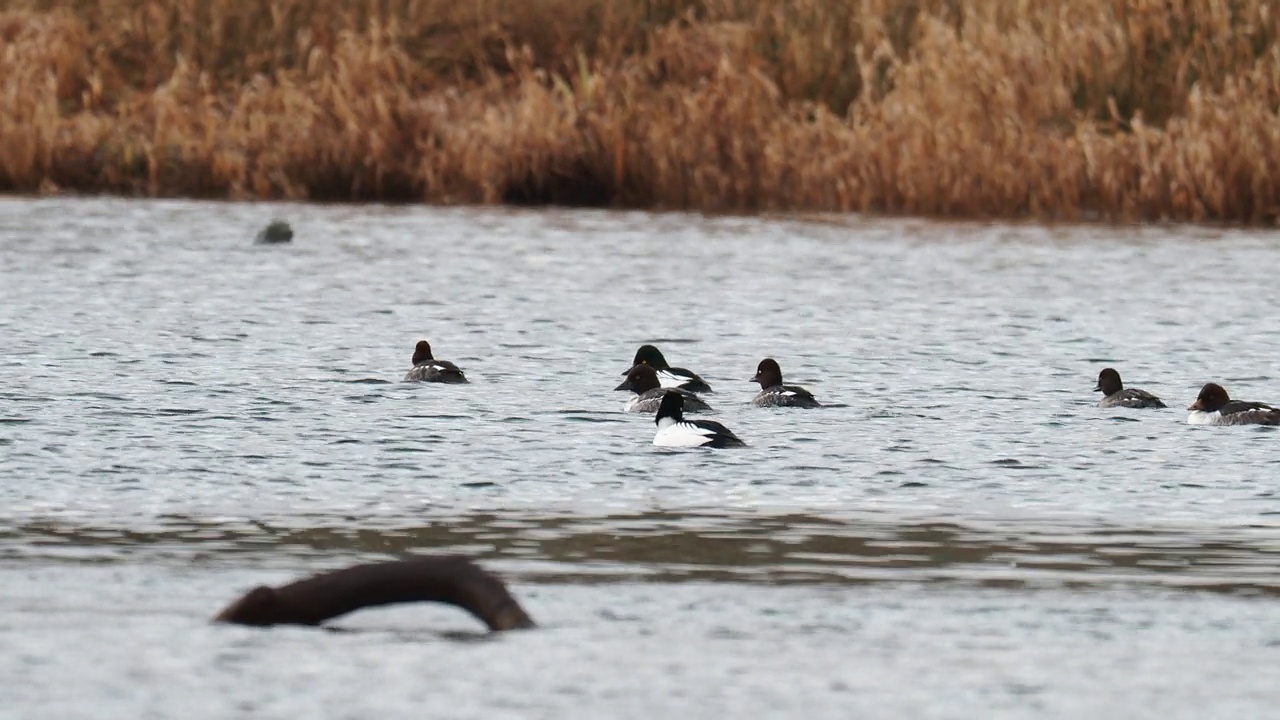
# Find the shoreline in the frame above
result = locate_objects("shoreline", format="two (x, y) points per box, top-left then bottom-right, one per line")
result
(5, 0), (1280, 224)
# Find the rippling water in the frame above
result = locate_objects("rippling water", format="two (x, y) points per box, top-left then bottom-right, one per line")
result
(2, 198), (1279, 718)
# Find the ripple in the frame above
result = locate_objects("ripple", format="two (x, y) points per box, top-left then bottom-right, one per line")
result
(2, 511), (1277, 594)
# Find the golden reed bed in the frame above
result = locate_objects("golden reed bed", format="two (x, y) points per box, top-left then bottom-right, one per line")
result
(3, 0), (1280, 222)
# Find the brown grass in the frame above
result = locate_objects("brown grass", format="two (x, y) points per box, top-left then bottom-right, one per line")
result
(3, 0), (1280, 222)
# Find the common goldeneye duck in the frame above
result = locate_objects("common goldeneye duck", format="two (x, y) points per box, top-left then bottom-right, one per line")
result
(403, 340), (468, 383)
(1187, 382), (1280, 425)
(624, 344), (713, 393)
(749, 358), (821, 408)
(1094, 367), (1166, 408)
(254, 219), (293, 244)
(653, 391), (745, 448)
(615, 364), (713, 413)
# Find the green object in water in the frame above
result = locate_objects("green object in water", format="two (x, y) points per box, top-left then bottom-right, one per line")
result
(256, 220), (293, 244)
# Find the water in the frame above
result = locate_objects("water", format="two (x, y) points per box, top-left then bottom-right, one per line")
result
(2, 198), (1279, 718)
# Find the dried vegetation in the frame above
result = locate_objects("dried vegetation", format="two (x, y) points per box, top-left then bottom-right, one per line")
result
(3, 0), (1280, 222)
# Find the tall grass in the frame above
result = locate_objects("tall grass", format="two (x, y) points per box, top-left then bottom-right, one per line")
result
(3, 0), (1280, 221)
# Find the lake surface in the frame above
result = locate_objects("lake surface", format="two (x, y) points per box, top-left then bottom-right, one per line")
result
(2, 198), (1279, 718)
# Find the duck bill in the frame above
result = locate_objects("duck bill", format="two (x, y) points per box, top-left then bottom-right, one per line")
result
(613, 379), (632, 392)
(1092, 382), (1102, 392)
(1187, 399), (1203, 411)
(749, 373), (761, 383)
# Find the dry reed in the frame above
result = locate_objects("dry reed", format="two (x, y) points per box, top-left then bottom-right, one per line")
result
(3, 0), (1280, 222)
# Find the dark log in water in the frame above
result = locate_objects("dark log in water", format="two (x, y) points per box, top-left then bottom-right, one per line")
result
(214, 556), (534, 631)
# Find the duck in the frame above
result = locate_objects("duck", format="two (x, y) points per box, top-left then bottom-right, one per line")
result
(750, 358), (821, 408)
(1094, 368), (1166, 408)
(1186, 382), (1280, 425)
(616, 364), (713, 413)
(653, 390), (745, 448)
(254, 219), (293, 244)
(624, 344), (712, 393)
(403, 340), (468, 383)
(214, 555), (534, 631)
